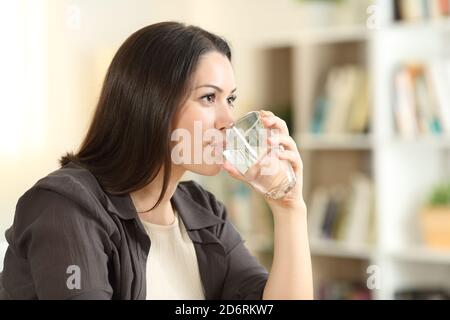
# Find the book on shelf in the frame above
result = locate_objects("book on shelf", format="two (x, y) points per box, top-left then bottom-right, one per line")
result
(307, 173), (375, 246)
(393, 61), (449, 138)
(428, 60), (450, 135)
(310, 65), (370, 136)
(343, 173), (375, 244)
(394, 0), (450, 22)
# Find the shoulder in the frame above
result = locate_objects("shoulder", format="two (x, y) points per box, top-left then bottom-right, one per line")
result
(21, 162), (107, 214)
(9, 163), (111, 246)
(16, 163), (104, 217)
(33, 162), (106, 205)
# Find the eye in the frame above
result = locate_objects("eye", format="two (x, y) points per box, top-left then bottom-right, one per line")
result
(227, 94), (237, 108)
(201, 93), (216, 104)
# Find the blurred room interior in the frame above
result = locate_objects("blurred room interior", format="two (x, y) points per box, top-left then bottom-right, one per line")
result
(1, 0), (450, 300)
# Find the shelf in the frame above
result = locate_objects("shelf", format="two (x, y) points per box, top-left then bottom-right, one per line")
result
(298, 134), (373, 150)
(389, 246), (450, 265)
(253, 0), (450, 300)
(310, 238), (374, 260)
(295, 25), (368, 45)
(388, 136), (450, 149)
(296, 134), (450, 150)
(253, 25), (368, 47)
(384, 19), (450, 33)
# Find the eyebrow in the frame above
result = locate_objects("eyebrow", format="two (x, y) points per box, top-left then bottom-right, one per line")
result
(194, 85), (237, 94)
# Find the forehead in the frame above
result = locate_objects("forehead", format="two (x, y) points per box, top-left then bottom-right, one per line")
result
(191, 51), (235, 86)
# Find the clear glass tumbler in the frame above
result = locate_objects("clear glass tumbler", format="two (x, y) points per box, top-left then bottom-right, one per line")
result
(223, 111), (297, 199)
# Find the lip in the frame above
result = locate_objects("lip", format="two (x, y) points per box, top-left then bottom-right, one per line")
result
(209, 142), (225, 151)
(205, 141), (225, 157)
(205, 139), (226, 148)
(208, 141), (225, 146)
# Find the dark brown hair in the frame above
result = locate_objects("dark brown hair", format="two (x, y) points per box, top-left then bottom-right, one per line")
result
(60, 21), (232, 210)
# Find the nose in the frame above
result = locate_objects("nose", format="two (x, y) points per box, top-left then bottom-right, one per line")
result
(215, 106), (235, 131)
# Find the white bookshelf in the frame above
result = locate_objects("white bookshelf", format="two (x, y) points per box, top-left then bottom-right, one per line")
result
(250, 0), (450, 300)
(371, 0), (450, 300)
(187, 0), (450, 300)
(252, 28), (375, 299)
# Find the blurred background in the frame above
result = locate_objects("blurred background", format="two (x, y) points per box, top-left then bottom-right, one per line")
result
(1, 0), (450, 300)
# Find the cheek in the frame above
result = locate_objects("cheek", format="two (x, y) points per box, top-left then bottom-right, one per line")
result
(171, 102), (217, 162)
(175, 103), (215, 135)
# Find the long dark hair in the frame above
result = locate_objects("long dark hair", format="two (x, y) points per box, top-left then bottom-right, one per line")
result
(60, 21), (232, 210)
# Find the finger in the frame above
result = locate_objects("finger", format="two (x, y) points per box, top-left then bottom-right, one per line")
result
(260, 114), (289, 136)
(259, 110), (274, 117)
(277, 149), (303, 172)
(268, 134), (298, 152)
(223, 161), (246, 182)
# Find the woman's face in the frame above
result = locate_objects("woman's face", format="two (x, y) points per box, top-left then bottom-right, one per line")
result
(172, 51), (237, 176)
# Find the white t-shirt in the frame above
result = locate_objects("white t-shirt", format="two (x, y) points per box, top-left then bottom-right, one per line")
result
(140, 209), (205, 300)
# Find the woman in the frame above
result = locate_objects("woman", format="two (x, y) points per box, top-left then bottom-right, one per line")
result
(1, 22), (312, 300)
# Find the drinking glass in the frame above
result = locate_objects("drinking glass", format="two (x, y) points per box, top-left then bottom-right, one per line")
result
(223, 111), (296, 199)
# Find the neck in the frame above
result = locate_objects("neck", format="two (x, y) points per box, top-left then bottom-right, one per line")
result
(130, 164), (185, 225)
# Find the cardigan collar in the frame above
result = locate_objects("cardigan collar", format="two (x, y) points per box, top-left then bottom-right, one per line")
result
(107, 182), (224, 231)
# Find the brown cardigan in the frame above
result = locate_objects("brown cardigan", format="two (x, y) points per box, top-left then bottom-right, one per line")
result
(2, 162), (268, 299)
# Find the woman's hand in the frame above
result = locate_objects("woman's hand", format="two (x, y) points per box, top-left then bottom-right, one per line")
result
(224, 110), (312, 300)
(223, 110), (305, 213)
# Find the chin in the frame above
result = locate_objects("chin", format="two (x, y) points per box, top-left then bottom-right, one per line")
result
(186, 163), (223, 176)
